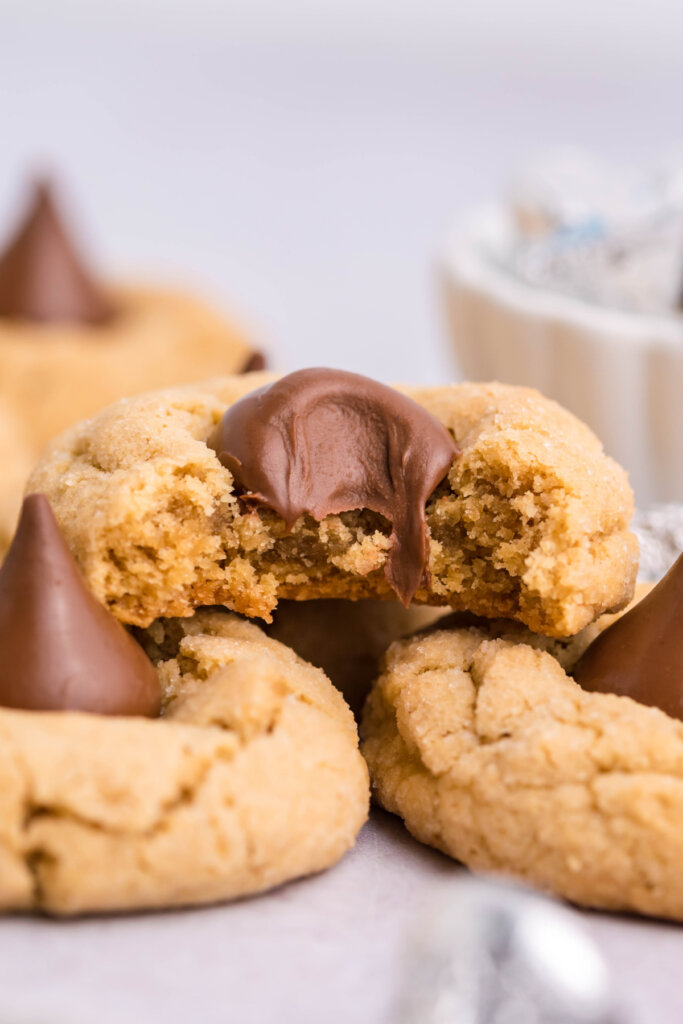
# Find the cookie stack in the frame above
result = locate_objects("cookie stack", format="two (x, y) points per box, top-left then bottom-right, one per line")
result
(4, 363), (682, 920)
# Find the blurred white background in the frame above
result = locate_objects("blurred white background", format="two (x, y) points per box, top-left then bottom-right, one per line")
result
(0, 0), (682, 382)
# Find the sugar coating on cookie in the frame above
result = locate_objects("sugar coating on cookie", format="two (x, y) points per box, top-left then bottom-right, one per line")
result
(361, 612), (683, 920)
(0, 612), (369, 915)
(28, 375), (637, 637)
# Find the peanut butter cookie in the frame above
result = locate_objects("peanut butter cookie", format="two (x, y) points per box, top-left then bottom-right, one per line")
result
(360, 595), (683, 920)
(0, 609), (368, 916)
(27, 370), (636, 637)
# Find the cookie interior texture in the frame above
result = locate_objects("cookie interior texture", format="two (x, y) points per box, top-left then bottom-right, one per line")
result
(28, 376), (637, 638)
(360, 588), (683, 921)
(0, 612), (368, 915)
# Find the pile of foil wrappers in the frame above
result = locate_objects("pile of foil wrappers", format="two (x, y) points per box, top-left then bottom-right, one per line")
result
(506, 148), (683, 314)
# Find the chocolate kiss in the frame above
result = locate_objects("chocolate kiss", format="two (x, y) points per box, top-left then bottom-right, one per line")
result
(0, 494), (160, 716)
(241, 350), (267, 373)
(0, 180), (114, 324)
(573, 554), (683, 721)
(208, 368), (458, 606)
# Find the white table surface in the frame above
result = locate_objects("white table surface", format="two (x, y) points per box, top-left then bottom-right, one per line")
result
(0, 3), (682, 1019)
(0, 810), (678, 1024)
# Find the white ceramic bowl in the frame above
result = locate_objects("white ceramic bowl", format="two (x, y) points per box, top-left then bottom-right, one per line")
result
(442, 206), (683, 505)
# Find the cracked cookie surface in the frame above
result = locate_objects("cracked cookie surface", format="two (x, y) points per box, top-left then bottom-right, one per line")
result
(360, 599), (683, 919)
(28, 375), (637, 637)
(0, 612), (369, 916)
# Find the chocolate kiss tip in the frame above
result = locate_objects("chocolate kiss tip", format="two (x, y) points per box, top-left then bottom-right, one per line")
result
(241, 350), (267, 373)
(0, 179), (115, 325)
(0, 493), (161, 716)
(573, 554), (683, 721)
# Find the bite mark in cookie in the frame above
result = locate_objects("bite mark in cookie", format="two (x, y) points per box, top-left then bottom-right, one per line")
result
(209, 368), (458, 605)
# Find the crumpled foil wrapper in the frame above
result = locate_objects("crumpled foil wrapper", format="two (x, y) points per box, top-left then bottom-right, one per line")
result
(633, 504), (683, 581)
(395, 879), (622, 1024)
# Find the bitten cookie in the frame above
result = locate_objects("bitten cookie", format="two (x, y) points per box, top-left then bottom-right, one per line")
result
(0, 609), (369, 916)
(28, 369), (637, 638)
(360, 594), (683, 920)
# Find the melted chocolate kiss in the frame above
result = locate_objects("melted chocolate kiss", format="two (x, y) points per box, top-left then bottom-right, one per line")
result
(208, 368), (459, 605)
(0, 494), (160, 715)
(0, 180), (114, 324)
(573, 554), (683, 721)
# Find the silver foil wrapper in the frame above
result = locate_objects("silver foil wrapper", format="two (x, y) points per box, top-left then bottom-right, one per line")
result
(395, 879), (621, 1024)
(633, 504), (683, 582)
